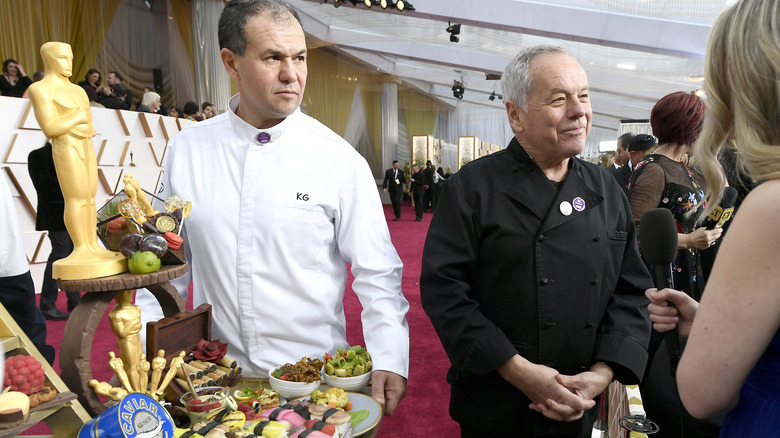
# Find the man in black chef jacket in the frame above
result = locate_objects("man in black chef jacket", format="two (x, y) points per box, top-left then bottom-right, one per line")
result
(420, 45), (653, 437)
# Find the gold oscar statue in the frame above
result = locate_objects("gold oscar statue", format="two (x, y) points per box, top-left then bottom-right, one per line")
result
(149, 350), (167, 396)
(108, 351), (133, 393)
(27, 42), (126, 280)
(89, 379), (128, 401)
(109, 290), (143, 391)
(137, 354), (150, 395)
(155, 351), (185, 397)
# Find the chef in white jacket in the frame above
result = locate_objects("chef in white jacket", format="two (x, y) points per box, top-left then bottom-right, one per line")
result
(135, 0), (409, 416)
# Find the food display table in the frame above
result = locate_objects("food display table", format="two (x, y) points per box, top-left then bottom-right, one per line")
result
(57, 263), (188, 416)
(234, 377), (382, 438)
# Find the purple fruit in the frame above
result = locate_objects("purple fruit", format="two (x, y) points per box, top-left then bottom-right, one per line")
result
(119, 233), (144, 258)
(139, 234), (168, 258)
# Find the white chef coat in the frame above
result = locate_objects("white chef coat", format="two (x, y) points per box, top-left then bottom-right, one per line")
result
(136, 94), (410, 378)
(1, 171), (30, 277)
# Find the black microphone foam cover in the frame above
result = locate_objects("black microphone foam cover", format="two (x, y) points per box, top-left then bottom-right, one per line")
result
(639, 208), (679, 265)
(720, 186), (738, 208)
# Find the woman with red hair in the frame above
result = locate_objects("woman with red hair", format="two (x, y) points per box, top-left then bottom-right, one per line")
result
(629, 91), (724, 437)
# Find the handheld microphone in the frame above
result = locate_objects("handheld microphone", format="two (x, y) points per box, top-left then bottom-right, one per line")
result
(639, 208), (682, 375)
(700, 186), (738, 229)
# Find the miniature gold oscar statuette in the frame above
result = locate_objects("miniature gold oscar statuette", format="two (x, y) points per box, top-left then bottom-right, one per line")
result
(149, 350), (167, 396)
(155, 351), (186, 397)
(27, 42), (126, 280)
(137, 354), (150, 395)
(108, 352), (133, 393)
(89, 379), (128, 401)
(109, 290), (143, 391)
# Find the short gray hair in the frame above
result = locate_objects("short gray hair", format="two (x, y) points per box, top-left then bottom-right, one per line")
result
(142, 91), (160, 107)
(501, 45), (567, 111)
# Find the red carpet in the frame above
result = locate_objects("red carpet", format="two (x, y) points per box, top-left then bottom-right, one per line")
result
(30, 204), (458, 436)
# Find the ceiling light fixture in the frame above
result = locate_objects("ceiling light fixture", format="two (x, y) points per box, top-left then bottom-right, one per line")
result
(616, 62), (637, 71)
(446, 22), (461, 43)
(452, 80), (465, 100)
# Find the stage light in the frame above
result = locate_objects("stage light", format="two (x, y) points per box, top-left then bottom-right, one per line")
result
(364, 0), (372, 6)
(380, 0), (387, 7)
(452, 81), (465, 100)
(446, 23), (461, 43)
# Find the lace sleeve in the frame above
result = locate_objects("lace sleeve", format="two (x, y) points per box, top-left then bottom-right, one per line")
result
(629, 162), (665, 223)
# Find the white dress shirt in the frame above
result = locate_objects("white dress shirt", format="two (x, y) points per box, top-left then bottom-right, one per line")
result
(0, 172), (30, 277)
(137, 94), (410, 378)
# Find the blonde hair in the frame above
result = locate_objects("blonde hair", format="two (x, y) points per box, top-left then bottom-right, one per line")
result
(696, 0), (780, 217)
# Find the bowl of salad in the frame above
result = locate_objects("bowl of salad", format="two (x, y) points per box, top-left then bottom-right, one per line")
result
(322, 345), (373, 392)
(268, 356), (323, 399)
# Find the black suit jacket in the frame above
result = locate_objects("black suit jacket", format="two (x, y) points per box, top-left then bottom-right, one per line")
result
(420, 138), (652, 435)
(382, 168), (406, 194)
(28, 143), (66, 232)
(608, 164), (631, 197)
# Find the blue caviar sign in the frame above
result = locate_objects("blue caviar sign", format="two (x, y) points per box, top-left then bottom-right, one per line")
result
(82, 393), (175, 438)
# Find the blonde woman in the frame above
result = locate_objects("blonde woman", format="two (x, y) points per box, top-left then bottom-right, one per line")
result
(646, 1), (780, 436)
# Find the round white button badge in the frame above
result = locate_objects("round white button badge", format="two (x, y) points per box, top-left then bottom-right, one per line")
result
(559, 201), (573, 216)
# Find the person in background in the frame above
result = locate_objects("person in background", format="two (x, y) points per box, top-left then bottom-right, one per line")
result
(98, 71), (133, 110)
(136, 91), (161, 113)
(1, 59), (32, 97)
(0, 171), (56, 364)
(168, 106), (181, 118)
(382, 160), (406, 221)
(135, 0), (409, 417)
(421, 44), (652, 437)
(626, 133), (657, 169)
(607, 132), (634, 196)
(629, 91), (723, 438)
(182, 101), (201, 121)
(647, 1), (780, 436)
(77, 68), (103, 102)
(422, 160), (436, 211)
(201, 101), (216, 119)
(27, 142), (81, 320)
(21, 71), (44, 99)
(98, 83), (129, 110)
(409, 165), (425, 222)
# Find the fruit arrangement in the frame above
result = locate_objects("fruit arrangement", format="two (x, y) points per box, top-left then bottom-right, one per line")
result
(96, 175), (191, 273)
(120, 233), (167, 274)
(4, 355), (45, 395)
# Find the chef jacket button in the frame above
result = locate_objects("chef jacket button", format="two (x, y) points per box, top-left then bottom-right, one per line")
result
(542, 322), (556, 330)
(544, 363), (554, 368)
(540, 278), (550, 285)
(511, 165), (518, 172)
(579, 363), (588, 370)
(538, 235), (545, 242)
(584, 322), (594, 328)
(593, 235), (601, 242)
(591, 279), (598, 286)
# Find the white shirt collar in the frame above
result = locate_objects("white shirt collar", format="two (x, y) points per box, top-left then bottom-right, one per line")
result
(227, 93), (298, 145)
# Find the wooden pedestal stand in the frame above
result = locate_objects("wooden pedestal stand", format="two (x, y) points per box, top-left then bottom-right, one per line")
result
(57, 263), (188, 416)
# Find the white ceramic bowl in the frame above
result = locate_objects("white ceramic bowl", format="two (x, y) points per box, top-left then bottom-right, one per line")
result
(322, 370), (372, 392)
(267, 368), (321, 400)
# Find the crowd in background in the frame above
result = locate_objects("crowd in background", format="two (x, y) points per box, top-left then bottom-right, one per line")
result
(1, 59), (218, 122)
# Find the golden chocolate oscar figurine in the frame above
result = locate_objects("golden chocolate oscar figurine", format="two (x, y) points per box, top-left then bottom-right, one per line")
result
(149, 350), (167, 396)
(108, 351), (133, 393)
(155, 351), (186, 397)
(109, 289), (143, 391)
(123, 174), (158, 218)
(27, 41), (126, 280)
(137, 354), (150, 395)
(89, 379), (128, 401)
